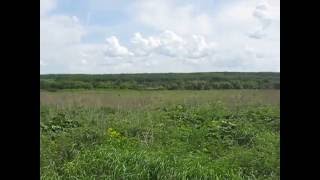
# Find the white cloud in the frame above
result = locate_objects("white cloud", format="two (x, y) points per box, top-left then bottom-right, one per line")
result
(130, 32), (158, 56)
(155, 30), (187, 57)
(125, 30), (216, 59)
(40, 59), (46, 66)
(81, 59), (87, 65)
(186, 35), (216, 59)
(132, 0), (213, 36)
(249, 0), (279, 39)
(40, 0), (56, 16)
(41, 0), (280, 73)
(130, 0), (279, 69)
(40, 0), (98, 73)
(40, 15), (86, 47)
(104, 36), (133, 57)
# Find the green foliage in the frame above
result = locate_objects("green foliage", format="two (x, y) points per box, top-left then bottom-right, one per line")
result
(40, 72), (280, 91)
(41, 99), (279, 179)
(41, 111), (80, 136)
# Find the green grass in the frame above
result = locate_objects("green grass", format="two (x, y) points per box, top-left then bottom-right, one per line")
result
(40, 90), (280, 179)
(40, 89), (279, 109)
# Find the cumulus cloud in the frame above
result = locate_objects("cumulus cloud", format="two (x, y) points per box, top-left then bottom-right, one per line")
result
(186, 35), (216, 59)
(130, 32), (160, 56)
(104, 36), (133, 57)
(154, 30), (187, 57)
(112, 30), (216, 59)
(249, 0), (278, 39)
(41, 0), (280, 73)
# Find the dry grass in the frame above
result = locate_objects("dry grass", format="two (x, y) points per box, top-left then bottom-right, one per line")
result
(40, 89), (280, 109)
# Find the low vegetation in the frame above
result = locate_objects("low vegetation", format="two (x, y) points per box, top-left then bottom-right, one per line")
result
(41, 90), (279, 179)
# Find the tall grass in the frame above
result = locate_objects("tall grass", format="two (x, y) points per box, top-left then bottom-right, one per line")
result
(40, 90), (280, 109)
(40, 90), (280, 179)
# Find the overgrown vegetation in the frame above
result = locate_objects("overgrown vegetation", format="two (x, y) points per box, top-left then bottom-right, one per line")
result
(40, 90), (280, 179)
(40, 72), (280, 91)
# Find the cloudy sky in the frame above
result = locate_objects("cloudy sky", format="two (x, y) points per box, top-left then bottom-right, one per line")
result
(40, 0), (280, 74)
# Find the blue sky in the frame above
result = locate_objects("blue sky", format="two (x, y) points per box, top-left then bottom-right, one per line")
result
(40, 0), (280, 74)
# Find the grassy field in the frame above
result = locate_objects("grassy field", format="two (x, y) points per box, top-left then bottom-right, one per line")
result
(41, 89), (279, 109)
(40, 90), (280, 179)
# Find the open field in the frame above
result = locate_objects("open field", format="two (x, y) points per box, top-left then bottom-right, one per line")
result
(41, 89), (279, 109)
(41, 89), (279, 179)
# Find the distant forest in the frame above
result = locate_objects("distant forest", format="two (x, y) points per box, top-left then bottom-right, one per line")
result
(40, 72), (280, 91)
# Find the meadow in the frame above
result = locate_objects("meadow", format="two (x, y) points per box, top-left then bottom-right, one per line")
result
(40, 89), (279, 179)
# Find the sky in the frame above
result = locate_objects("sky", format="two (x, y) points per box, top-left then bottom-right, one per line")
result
(40, 0), (280, 74)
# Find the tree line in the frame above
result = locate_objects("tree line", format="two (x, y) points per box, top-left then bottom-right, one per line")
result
(40, 72), (280, 91)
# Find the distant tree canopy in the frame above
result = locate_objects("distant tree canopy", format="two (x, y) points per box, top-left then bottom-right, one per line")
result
(40, 72), (280, 91)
